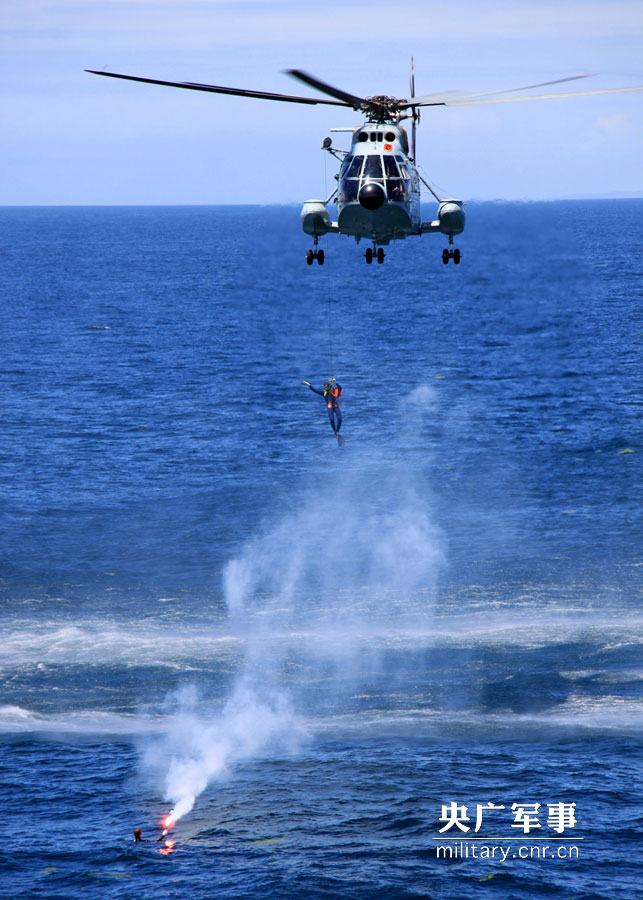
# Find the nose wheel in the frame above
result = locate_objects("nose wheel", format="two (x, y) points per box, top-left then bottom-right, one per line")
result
(365, 244), (385, 264)
(306, 237), (325, 265)
(442, 236), (461, 265)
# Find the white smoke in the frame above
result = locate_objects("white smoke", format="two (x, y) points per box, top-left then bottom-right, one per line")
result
(150, 681), (305, 826)
(150, 387), (445, 825)
(223, 451), (445, 636)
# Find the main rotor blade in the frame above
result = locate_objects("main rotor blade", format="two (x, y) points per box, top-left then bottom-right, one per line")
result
(405, 74), (593, 108)
(459, 73), (593, 101)
(402, 90), (470, 107)
(286, 69), (367, 108)
(85, 70), (349, 106)
(443, 84), (643, 107)
(406, 75), (642, 109)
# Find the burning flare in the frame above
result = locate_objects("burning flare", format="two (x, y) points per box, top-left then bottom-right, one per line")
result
(159, 839), (176, 856)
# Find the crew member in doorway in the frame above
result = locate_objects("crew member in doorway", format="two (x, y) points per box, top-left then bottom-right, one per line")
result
(303, 378), (343, 438)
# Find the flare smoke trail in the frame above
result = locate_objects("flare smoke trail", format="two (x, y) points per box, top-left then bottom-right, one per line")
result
(149, 682), (304, 826)
(152, 386), (444, 825)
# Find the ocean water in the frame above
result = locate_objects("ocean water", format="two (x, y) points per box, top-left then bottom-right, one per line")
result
(0, 201), (641, 899)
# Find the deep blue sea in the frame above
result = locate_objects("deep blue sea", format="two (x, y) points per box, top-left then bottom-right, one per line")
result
(0, 202), (641, 899)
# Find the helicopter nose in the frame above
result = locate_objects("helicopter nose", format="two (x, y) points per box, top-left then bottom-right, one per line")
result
(358, 182), (386, 211)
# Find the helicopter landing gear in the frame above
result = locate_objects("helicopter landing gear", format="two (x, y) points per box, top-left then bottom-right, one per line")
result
(306, 237), (325, 265)
(365, 244), (385, 264)
(442, 236), (461, 265)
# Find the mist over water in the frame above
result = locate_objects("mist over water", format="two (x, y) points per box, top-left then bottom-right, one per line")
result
(156, 390), (446, 823)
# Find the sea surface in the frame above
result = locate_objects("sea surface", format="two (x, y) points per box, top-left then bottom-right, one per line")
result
(0, 202), (641, 899)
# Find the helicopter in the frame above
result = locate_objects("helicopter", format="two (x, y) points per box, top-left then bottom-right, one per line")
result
(86, 65), (642, 265)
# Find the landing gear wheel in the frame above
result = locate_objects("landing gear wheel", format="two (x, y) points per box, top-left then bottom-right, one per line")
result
(377, 247), (385, 264)
(306, 249), (314, 266)
(442, 249), (450, 265)
(365, 247), (373, 264)
(317, 249), (325, 265)
(453, 248), (461, 265)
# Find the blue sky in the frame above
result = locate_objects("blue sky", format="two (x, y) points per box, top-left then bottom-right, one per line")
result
(2, 0), (642, 204)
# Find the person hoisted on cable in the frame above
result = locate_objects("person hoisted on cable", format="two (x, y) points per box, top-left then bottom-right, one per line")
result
(303, 377), (343, 442)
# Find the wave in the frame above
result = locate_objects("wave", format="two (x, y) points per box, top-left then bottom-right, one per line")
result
(0, 704), (165, 737)
(1, 609), (641, 669)
(0, 622), (242, 669)
(3, 695), (642, 740)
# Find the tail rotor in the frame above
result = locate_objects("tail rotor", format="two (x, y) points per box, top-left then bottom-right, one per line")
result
(409, 56), (419, 160)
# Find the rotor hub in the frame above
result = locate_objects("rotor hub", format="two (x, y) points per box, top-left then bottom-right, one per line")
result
(364, 95), (408, 122)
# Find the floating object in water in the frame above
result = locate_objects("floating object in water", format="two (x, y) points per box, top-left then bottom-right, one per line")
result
(617, 448), (634, 454)
(253, 838), (285, 845)
(87, 872), (132, 879)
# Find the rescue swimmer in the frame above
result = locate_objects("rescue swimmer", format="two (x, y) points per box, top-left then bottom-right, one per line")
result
(303, 378), (344, 444)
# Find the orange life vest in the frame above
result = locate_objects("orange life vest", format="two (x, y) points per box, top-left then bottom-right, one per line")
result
(326, 386), (341, 408)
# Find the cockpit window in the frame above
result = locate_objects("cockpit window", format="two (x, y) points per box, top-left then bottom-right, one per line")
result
(363, 156), (383, 178)
(383, 156), (399, 177)
(387, 179), (406, 201)
(345, 156), (364, 178)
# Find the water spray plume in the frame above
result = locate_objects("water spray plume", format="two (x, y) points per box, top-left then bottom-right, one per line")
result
(147, 396), (442, 826)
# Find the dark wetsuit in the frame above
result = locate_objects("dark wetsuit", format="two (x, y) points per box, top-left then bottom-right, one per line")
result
(308, 383), (342, 433)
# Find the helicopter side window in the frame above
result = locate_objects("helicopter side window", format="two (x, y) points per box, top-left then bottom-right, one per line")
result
(339, 155), (352, 175)
(383, 156), (399, 177)
(395, 156), (410, 179)
(345, 155), (364, 178)
(363, 156), (383, 178)
(387, 179), (406, 201)
(340, 181), (359, 202)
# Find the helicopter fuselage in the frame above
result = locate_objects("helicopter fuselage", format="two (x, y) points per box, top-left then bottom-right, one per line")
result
(336, 124), (420, 245)
(301, 120), (465, 258)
